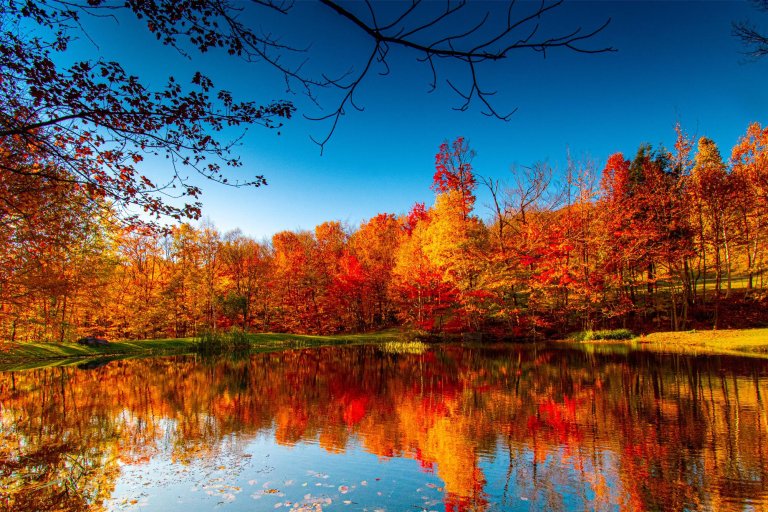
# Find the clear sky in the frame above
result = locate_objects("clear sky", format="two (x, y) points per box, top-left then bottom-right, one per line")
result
(69, 1), (767, 240)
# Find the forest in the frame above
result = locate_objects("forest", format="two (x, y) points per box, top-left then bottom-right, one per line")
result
(3, 124), (768, 343)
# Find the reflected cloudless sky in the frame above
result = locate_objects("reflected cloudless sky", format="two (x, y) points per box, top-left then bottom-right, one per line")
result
(68, 1), (766, 239)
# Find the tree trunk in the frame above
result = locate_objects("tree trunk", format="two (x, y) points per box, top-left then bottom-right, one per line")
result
(59, 294), (67, 343)
(698, 205), (707, 304)
(723, 226), (732, 298)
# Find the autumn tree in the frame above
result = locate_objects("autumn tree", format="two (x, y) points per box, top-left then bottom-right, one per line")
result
(108, 226), (167, 339)
(162, 224), (205, 337)
(198, 222), (223, 331)
(557, 158), (602, 331)
(392, 138), (490, 332)
(349, 213), (401, 329)
(731, 122), (768, 290)
(690, 137), (733, 325)
(271, 230), (328, 333)
(0, 141), (117, 342)
(220, 231), (273, 331)
(432, 137), (478, 221)
(392, 203), (457, 332)
(481, 163), (562, 334)
(599, 143), (694, 330)
(314, 221), (350, 332)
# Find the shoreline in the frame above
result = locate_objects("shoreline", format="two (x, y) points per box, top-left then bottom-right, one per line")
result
(3, 327), (768, 371)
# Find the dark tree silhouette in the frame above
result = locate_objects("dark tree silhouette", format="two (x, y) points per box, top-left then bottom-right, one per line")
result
(1, 1), (294, 221)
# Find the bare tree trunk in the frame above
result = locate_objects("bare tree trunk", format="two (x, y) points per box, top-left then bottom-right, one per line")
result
(698, 205), (707, 304)
(59, 294), (67, 343)
(723, 226), (732, 298)
(714, 243), (722, 329)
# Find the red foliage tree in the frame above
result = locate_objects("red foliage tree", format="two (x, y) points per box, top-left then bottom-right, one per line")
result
(432, 137), (477, 220)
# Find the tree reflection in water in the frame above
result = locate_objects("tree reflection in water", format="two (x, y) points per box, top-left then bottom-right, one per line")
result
(1, 344), (767, 511)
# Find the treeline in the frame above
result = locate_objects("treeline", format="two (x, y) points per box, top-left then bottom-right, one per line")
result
(2, 124), (767, 342)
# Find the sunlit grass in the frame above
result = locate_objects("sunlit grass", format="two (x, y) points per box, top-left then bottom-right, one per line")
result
(637, 328), (768, 358)
(566, 328), (768, 359)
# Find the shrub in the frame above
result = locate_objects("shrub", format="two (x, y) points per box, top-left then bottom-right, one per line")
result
(570, 329), (634, 341)
(379, 340), (429, 355)
(193, 329), (251, 355)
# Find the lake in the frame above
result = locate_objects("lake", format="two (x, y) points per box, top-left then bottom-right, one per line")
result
(1, 343), (767, 511)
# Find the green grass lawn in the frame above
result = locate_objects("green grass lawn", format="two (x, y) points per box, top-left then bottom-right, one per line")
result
(0, 330), (405, 370)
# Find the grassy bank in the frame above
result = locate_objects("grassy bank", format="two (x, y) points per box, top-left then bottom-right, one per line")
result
(0, 330), (404, 370)
(0, 338), (195, 369)
(567, 327), (768, 359)
(634, 328), (768, 358)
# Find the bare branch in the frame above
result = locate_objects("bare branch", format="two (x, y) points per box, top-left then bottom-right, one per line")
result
(733, 21), (768, 58)
(733, 0), (768, 58)
(312, 0), (613, 146)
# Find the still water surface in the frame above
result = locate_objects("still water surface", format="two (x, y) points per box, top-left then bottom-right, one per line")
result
(1, 343), (767, 511)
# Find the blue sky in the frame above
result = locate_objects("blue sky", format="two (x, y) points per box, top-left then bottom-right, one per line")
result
(70, 1), (767, 240)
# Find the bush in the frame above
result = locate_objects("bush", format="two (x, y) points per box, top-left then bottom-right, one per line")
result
(570, 329), (634, 341)
(193, 329), (251, 355)
(379, 340), (429, 355)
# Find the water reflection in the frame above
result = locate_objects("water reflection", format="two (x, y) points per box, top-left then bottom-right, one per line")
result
(1, 344), (767, 511)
